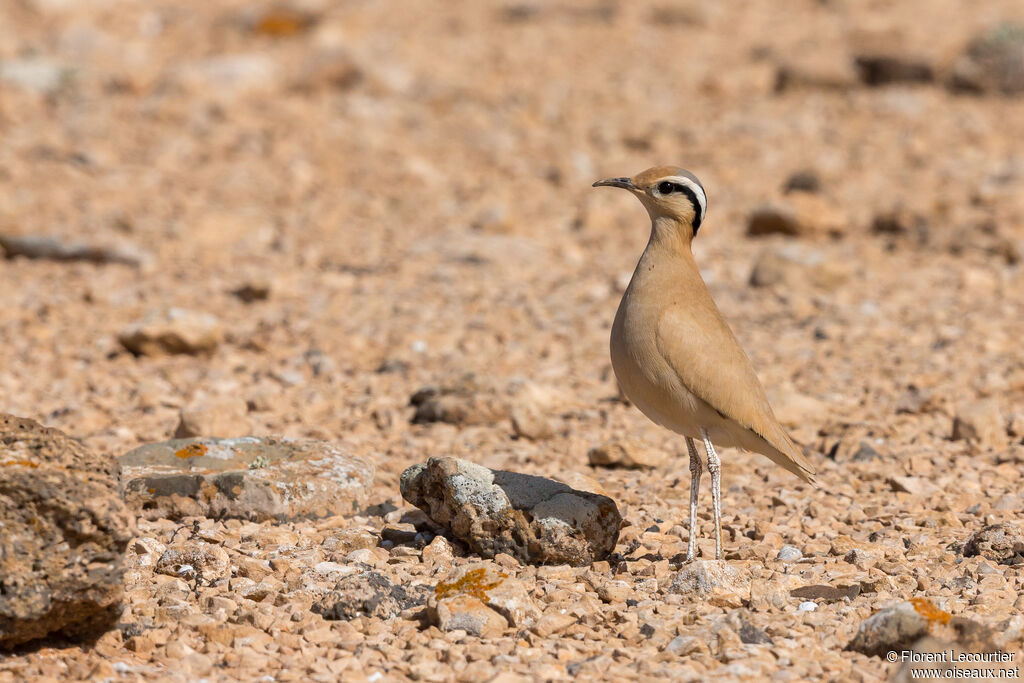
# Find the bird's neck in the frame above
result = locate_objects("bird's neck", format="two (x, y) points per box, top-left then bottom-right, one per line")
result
(646, 216), (695, 258)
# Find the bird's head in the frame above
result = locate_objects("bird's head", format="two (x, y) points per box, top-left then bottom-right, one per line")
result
(593, 165), (707, 239)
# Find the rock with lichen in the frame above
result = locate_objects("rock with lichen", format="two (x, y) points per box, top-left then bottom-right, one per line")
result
(0, 414), (134, 649)
(427, 563), (539, 636)
(400, 457), (621, 566)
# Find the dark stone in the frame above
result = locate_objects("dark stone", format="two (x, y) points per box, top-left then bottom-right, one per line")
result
(0, 234), (142, 266)
(408, 375), (508, 426)
(783, 170), (822, 194)
(963, 523), (1024, 565)
(0, 414), (133, 649)
(854, 55), (934, 86)
(747, 204), (801, 237)
(717, 609), (774, 646)
(230, 282), (270, 302)
(851, 442), (882, 462)
(738, 619), (773, 645)
(376, 359), (410, 374)
(790, 584), (860, 602)
(950, 617), (998, 652)
(845, 601), (934, 657)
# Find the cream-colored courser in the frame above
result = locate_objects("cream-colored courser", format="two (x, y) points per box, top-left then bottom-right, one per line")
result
(594, 166), (816, 561)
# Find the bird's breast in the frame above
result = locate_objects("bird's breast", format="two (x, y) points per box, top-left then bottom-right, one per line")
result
(610, 278), (700, 437)
(610, 256), (730, 441)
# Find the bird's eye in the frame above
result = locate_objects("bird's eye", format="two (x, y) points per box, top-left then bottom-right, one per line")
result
(657, 181), (675, 195)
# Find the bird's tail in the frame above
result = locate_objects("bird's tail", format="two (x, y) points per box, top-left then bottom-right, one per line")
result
(741, 424), (817, 486)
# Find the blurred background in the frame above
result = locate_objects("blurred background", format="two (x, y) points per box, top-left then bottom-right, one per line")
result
(0, 0), (1022, 470)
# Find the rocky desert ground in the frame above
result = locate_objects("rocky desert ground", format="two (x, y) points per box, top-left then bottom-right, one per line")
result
(2, 0), (1024, 680)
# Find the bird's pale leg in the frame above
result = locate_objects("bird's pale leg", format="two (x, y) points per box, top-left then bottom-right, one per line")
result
(701, 429), (723, 560)
(685, 437), (702, 562)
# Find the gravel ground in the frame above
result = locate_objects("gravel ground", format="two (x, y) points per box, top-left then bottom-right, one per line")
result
(1, 0), (1023, 680)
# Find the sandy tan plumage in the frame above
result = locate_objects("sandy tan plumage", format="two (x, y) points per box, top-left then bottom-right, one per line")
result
(651, 258), (816, 484)
(610, 238), (815, 484)
(596, 165), (817, 559)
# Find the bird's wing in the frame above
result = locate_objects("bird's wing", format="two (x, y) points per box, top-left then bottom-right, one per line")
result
(655, 303), (816, 483)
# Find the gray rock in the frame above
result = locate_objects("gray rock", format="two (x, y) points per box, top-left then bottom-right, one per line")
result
(0, 234), (142, 266)
(850, 442), (882, 462)
(845, 600), (940, 657)
(0, 58), (72, 94)
(399, 457), (621, 566)
(949, 23), (1024, 95)
(776, 545), (803, 562)
(313, 571), (431, 621)
(669, 560), (751, 608)
(963, 523), (1024, 565)
(0, 414), (134, 649)
(117, 436), (374, 522)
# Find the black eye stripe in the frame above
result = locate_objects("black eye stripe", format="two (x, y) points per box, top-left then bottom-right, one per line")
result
(657, 182), (704, 233)
(680, 186), (703, 233)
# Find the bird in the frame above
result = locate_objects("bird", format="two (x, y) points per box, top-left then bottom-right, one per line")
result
(593, 166), (816, 561)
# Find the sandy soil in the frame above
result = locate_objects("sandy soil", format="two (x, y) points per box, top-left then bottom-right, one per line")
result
(1, 0), (1023, 680)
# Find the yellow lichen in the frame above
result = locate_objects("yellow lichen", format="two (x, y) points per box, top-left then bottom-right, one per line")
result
(175, 443), (208, 459)
(1, 459), (38, 468)
(435, 567), (507, 602)
(910, 597), (951, 625)
(253, 10), (310, 36)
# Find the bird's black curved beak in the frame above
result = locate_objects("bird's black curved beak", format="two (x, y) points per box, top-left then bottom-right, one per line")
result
(592, 177), (636, 190)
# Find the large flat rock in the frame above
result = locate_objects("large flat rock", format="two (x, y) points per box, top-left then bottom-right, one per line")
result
(0, 414), (134, 649)
(117, 436), (374, 522)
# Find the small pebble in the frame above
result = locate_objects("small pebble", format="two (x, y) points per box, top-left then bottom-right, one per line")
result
(776, 545), (803, 562)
